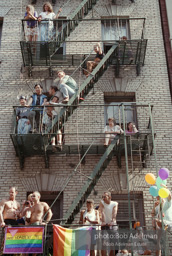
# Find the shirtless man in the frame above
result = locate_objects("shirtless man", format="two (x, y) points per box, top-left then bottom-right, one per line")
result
(26, 191), (52, 225)
(0, 187), (20, 227)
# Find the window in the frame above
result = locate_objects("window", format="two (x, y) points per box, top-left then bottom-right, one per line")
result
(101, 18), (130, 53)
(54, 18), (67, 57)
(104, 92), (137, 126)
(0, 19), (3, 48)
(40, 192), (63, 225)
(54, 42), (66, 56)
(111, 192), (145, 229)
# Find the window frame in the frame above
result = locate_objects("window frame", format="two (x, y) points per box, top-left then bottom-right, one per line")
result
(111, 192), (145, 229)
(101, 17), (131, 53)
(54, 17), (67, 56)
(27, 191), (63, 224)
(104, 92), (138, 129)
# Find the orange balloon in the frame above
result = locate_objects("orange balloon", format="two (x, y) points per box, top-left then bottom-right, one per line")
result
(145, 173), (156, 185)
(134, 222), (140, 229)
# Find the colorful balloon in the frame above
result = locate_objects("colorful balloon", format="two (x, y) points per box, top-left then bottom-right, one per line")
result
(134, 222), (140, 229)
(158, 188), (170, 198)
(159, 168), (169, 180)
(145, 173), (156, 185)
(156, 177), (167, 189)
(149, 186), (159, 197)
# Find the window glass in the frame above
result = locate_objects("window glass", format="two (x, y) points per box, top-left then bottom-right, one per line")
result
(54, 19), (66, 56)
(102, 19), (130, 41)
(105, 102), (135, 125)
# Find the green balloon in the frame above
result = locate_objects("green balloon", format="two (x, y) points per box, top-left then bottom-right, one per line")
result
(156, 176), (167, 189)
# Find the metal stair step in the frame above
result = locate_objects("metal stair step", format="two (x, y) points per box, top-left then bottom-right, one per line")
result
(61, 135), (120, 224)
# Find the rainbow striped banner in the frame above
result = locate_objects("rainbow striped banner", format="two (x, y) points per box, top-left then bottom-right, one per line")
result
(3, 226), (44, 254)
(53, 225), (92, 256)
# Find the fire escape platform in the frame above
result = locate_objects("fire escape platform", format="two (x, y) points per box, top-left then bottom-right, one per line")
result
(10, 133), (153, 169)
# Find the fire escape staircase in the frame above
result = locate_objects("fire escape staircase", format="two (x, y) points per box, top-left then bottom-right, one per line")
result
(47, 43), (119, 134)
(20, 0), (98, 75)
(11, 43), (118, 169)
(51, 0), (98, 56)
(61, 135), (120, 225)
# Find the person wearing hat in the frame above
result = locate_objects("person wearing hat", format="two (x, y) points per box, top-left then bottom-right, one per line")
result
(79, 199), (99, 256)
(16, 96), (31, 134)
(104, 117), (123, 146)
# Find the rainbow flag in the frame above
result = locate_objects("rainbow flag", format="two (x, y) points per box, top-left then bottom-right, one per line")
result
(53, 225), (92, 256)
(3, 226), (44, 254)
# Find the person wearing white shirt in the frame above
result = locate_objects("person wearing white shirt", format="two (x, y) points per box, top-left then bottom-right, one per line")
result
(99, 191), (118, 256)
(79, 199), (99, 256)
(104, 117), (123, 146)
(38, 2), (62, 41)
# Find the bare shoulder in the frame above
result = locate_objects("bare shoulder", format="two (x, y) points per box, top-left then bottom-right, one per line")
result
(41, 202), (50, 209)
(80, 210), (85, 218)
(0, 199), (7, 206)
(0, 199), (8, 209)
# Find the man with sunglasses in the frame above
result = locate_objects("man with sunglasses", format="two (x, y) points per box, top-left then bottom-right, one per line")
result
(25, 191), (52, 226)
(99, 191), (118, 256)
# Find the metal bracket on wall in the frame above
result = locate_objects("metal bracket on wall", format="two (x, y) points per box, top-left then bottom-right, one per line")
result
(44, 151), (49, 169)
(115, 58), (120, 78)
(136, 63), (140, 76)
(13, 135), (25, 170)
(28, 66), (32, 77)
(49, 66), (53, 77)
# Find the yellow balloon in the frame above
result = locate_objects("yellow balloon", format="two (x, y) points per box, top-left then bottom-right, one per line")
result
(145, 173), (156, 185)
(159, 188), (170, 198)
